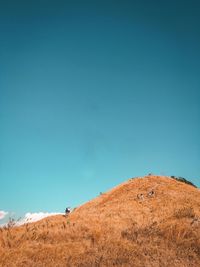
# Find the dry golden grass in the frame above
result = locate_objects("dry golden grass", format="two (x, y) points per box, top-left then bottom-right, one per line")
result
(1, 175), (200, 266)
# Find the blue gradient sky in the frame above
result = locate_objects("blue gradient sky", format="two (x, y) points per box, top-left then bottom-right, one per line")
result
(0, 0), (200, 218)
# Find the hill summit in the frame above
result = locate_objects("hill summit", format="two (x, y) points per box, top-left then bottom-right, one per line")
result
(1, 175), (200, 267)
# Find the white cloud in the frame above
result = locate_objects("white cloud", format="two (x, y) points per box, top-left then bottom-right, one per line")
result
(0, 210), (8, 220)
(16, 212), (64, 225)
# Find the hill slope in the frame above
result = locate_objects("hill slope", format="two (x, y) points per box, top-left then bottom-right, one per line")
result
(1, 175), (200, 267)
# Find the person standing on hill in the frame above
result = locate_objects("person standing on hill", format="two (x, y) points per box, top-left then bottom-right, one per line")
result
(65, 207), (71, 215)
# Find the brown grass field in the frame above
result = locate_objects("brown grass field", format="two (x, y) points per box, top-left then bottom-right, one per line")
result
(1, 175), (200, 267)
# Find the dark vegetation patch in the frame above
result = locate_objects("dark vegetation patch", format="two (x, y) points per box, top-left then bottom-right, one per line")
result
(171, 176), (197, 188)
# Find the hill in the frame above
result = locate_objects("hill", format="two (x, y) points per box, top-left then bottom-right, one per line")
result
(1, 175), (200, 267)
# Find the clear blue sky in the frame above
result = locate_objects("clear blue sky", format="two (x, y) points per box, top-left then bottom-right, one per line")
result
(0, 0), (200, 218)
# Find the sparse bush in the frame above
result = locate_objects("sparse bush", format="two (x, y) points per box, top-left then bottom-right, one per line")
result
(7, 217), (16, 228)
(174, 207), (195, 219)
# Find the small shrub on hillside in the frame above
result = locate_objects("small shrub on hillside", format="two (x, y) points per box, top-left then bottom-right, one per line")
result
(6, 218), (16, 229)
(121, 222), (160, 243)
(174, 207), (195, 219)
(171, 176), (197, 188)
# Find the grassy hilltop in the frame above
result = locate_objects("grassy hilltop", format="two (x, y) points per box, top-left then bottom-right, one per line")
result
(1, 175), (200, 267)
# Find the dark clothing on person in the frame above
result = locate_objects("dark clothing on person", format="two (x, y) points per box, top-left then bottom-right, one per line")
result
(65, 208), (70, 214)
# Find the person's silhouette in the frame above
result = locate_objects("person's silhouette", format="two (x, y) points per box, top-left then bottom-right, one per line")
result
(65, 207), (70, 215)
